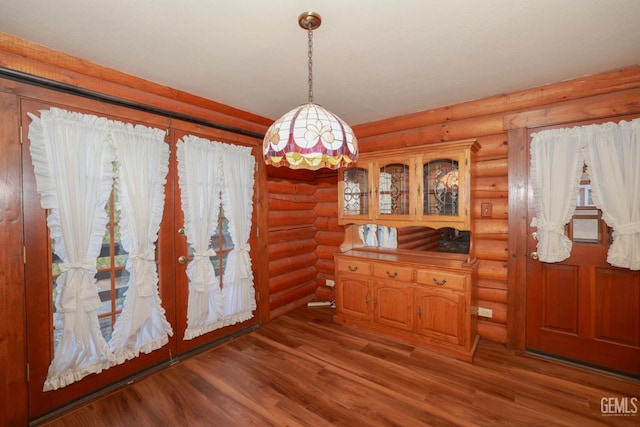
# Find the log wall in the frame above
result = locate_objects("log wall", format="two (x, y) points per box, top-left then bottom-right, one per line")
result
(302, 65), (640, 345)
(267, 178), (319, 318)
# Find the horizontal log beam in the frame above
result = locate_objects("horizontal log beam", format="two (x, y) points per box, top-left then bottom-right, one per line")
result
(270, 281), (319, 310)
(268, 210), (316, 228)
(478, 259), (508, 282)
(268, 239), (318, 261)
(478, 320), (507, 343)
(355, 65), (640, 138)
(504, 87), (640, 130)
(269, 252), (317, 279)
(269, 266), (317, 293)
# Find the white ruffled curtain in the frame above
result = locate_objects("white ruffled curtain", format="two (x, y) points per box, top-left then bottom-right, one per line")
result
(530, 128), (584, 262)
(109, 123), (173, 362)
(178, 136), (256, 339)
(28, 108), (117, 391)
(220, 144), (256, 325)
(177, 136), (224, 339)
(531, 118), (640, 270)
(29, 108), (172, 391)
(582, 119), (640, 270)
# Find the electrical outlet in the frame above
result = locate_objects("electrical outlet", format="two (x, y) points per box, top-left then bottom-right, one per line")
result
(478, 307), (493, 318)
(326, 279), (335, 288)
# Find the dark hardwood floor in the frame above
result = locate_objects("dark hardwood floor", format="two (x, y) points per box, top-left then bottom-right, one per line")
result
(39, 307), (639, 426)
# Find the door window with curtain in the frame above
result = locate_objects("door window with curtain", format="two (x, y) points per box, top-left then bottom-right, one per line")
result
(28, 107), (172, 391)
(177, 135), (256, 340)
(530, 117), (640, 270)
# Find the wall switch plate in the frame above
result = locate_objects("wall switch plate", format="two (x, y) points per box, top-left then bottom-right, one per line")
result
(481, 202), (492, 217)
(326, 279), (335, 288)
(478, 307), (493, 318)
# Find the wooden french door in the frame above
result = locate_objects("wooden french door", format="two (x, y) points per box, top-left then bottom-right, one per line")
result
(21, 93), (260, 419)
(526, 118), (640, 377)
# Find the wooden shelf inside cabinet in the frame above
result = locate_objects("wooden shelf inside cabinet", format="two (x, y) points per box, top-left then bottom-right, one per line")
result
(333, 248), (479, 362)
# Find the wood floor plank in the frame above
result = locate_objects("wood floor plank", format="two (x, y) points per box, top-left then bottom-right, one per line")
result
(39, 307), (640, 426)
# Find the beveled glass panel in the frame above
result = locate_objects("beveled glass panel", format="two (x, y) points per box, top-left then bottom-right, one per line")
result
(343, 167), (369, 216)
(424, 158), (459, 216)
(379, 163), (410, 215)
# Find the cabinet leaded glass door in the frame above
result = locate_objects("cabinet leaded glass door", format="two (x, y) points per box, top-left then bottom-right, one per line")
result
(376, 161), (412, 219)
(423, 158), (459, 217)
(340, 167), (369, 220)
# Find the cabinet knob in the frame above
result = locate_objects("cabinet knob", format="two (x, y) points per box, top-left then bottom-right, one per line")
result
(418, 306), (422, 319)
(178, 255), (189, 264)
(432, 278), (447, 286)
(531, 231), (538, 241)
(386, 271), (398, 278)
(530, 252), (539, 260)
(348, 265), (358, 272)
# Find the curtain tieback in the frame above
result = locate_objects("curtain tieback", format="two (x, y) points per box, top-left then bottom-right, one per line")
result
(233, 243), (250, 253)
(193, 248), (217, 259)
(233, 243), (252, 278)
(613, 222), (640, 236)
(129, 251), (155, 261)
(531, 218), (565, 235)
(191, 249), (217, 292)
(57, 259), (101, 312)
(129, 251), (157, 297)
(59, 260), (95, 273)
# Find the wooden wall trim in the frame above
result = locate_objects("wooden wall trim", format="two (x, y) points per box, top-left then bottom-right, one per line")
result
(0, 33), (271, 135)
(506, 127), (529, 351)
(0, 90), (27, 426)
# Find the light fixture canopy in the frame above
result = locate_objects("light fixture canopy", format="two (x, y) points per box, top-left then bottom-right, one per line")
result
(263, 11), (358, 170)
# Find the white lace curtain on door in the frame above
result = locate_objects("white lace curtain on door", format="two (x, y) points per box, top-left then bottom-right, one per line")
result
(221, 144), (256, 325)
(177, 136), (256, 339)
(28, 108), (172, 391)
(177, 136), (224, 339)
(582, 119), (640, 270)
(109, 122), (174, 363)
(530, 118), (640, 270)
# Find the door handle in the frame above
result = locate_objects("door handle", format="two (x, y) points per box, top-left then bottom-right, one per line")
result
(530, 252), (539, 260)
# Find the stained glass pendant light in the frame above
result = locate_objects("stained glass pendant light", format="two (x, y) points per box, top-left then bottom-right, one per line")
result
(263, 12), (358, 170)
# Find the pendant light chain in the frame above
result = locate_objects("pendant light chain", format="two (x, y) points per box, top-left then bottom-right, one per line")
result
(307, 24), (314, 103)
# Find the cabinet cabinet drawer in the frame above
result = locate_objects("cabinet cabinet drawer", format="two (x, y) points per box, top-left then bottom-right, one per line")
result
(336, 258), (371, 275)
(372, 263), (413, 281)
(416, 269), (466, 291)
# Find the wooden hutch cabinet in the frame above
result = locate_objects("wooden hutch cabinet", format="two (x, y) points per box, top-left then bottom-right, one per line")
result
(334, 139), (480, 361)
(338, 139), (478, 229)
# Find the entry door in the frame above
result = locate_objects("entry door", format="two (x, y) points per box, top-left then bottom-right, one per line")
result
(22, 98), (260, 419)
(526, 120), (640, 377)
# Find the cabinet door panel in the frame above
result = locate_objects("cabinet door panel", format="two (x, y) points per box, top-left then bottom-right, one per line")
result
(415, 289), (465, 345)
(339, 167), (370, 221)
(375, 161), (414, 220)
(337, 276), (371, 320)
(373, 282), (413, 331)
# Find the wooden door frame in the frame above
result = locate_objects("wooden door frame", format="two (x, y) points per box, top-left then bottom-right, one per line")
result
(504, 88), (640, 351)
